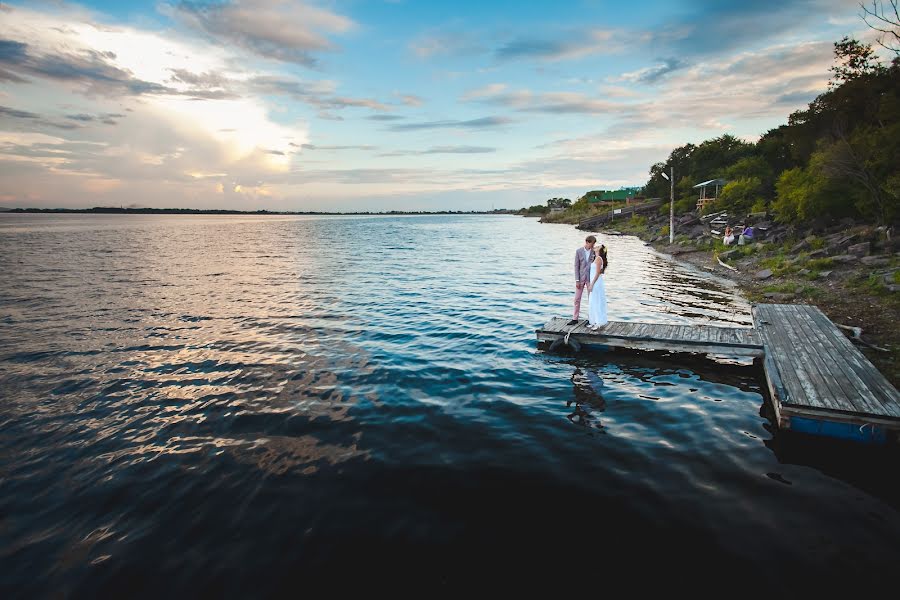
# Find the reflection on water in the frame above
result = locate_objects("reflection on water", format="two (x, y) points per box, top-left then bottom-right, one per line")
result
(0, 213), (897, 594)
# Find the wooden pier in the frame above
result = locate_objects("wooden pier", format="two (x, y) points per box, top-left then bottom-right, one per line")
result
(537, 304), (900, 443)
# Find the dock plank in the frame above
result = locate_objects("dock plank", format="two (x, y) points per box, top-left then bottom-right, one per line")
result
(771, 304), (845, 412)
(802, 305), (900, 418)
(787, 305), (876, 414)
(753, 305), (813, 408)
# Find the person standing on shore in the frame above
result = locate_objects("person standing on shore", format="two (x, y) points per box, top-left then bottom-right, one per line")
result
(570, 235), (596, 325)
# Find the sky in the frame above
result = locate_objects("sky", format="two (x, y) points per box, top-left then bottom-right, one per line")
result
(0, 0), (876, 211)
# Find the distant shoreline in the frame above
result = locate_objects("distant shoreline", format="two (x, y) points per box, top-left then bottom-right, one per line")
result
(1, 207), (518, 216)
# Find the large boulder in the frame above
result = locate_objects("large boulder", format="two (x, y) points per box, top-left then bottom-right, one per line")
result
(755, 269), (773, 280)
(861, 255), (890, 266)
(848, 241), (870, 257)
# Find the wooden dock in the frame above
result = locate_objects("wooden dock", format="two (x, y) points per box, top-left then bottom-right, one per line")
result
(537, 304), (900, 443)
(536, 317), (764, 357)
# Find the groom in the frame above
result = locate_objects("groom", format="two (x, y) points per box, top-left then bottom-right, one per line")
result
(569, 235), (596, 325)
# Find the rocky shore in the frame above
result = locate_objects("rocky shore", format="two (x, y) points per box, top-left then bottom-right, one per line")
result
(587, 209), (900, 386)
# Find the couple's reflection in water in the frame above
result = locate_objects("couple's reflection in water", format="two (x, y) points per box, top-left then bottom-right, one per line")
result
(567, 367), (607, 432)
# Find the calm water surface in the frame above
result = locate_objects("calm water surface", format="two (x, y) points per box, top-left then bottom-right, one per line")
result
(1, 214), (898, 595)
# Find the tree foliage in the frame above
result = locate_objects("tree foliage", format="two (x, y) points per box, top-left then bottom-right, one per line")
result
(642, 36), (900, 225)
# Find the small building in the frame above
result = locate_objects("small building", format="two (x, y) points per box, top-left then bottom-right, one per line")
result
(693, 179), (726, 212)
(586, 187), (642, 204)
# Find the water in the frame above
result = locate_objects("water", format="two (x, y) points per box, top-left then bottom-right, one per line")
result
(1, 214), (898, 596)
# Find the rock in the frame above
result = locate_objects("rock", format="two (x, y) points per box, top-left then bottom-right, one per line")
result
(826, 234), (857, 254)
(791, 240), (810, 253)
(830, 254), (857, 264)
(689, 225), (706, 238)
(679, 215), (700, 226)
(860, 255), (890, 266)
(756, 221), (773, 230)
(817, 270), (833, 279)
(808, 249), (827, 259)
(756, 269), (773, 280)
(764, 292), (795, 301)
(848, 241), (870, 257)
(720, 249), (739, 260)
(798, 269), (811, 276)
(887, 284), (900, 293)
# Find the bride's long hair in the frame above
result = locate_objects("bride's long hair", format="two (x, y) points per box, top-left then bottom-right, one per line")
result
(597, 244), (609, 274)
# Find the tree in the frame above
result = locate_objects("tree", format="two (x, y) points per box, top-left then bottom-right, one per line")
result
(860, 0), (900, 55)
(830, 36), (881, 86)
(717, 177), (765, 214)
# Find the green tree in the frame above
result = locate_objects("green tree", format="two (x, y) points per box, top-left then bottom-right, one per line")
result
(718, 177), (765, 214)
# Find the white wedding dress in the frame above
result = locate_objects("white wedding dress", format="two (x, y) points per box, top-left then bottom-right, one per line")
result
(588, 261), (608, 327)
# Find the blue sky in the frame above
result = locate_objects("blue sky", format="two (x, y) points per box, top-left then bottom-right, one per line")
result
(0, 0), (874, 210)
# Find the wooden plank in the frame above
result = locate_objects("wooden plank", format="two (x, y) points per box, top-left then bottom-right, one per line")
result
(754, 305), (812, 408)
(801, 305), (900, 418)
(772, 306), (834, 408)
(771, 304), (845, 412)
(766, 304), (823, 408)
(753, 306), (788, 427)
(787, 305), (878, 415)
(804, 305), (900, 411)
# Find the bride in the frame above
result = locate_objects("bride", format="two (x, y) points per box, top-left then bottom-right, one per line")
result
(588, 244), (608, 330)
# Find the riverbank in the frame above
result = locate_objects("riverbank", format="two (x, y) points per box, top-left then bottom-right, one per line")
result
(578, 211), (900, 387)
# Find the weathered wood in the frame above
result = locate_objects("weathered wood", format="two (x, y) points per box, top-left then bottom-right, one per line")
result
(539, 305), (900, 437)
(802, 306), (900, 417)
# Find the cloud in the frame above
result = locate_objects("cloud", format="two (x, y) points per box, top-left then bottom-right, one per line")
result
(249, 75), (389, 111)
(617, 58), (689, 84)
(300, 143), (375, 151)
(398, 94), (424, 106)
(166, 0), (355, 67)
(378, 145), (496, 156)
(386, 116), (514, 131)
(0, 38), (173, 96)
(463, 87), (633, 115)
(367, 114), (405, 121)
(461, 83), (507, 101)
(494, 30), (621, 62)
(409, 32), (485, 58)
(0, 104), (40, 119)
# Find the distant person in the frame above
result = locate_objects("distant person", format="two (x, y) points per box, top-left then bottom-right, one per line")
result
(569, 235), (596, 325)
(588, 244), (608, 331)
(723, 226), (735, 246)
(740, 226), (754, 245)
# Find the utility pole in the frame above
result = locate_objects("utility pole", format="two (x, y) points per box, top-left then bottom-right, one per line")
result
(669, 166), (675, 244)
(661, 167), (675, 244)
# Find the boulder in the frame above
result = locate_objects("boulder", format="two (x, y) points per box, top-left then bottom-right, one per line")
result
(790, 240), (810, 253)
(830, 254), (857, 264)
(887, 284), (900, 293)
(860, 255), (890, 266)
(848, 241), (870, 257)
(808, 249), (827, 259)
(755, 269), (774, 280)
(818, 270), (833, 279)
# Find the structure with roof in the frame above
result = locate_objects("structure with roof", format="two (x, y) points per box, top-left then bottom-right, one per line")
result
(694, 178), (726, 212)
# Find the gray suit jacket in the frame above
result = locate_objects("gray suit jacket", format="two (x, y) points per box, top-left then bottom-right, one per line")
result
(575, 247), (595, 282)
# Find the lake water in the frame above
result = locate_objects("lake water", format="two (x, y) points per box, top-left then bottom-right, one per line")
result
(1, 213), (898, 595)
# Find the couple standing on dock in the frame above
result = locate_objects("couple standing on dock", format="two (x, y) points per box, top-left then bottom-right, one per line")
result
(570, 235), (608, 330)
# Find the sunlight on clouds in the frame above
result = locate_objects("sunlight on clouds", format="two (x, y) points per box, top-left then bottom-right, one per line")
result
(1, 3), (307, 196)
